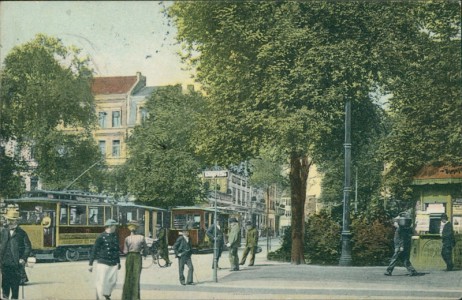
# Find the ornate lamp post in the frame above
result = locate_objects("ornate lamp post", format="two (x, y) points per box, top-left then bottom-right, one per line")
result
(339, 97), (353, 266)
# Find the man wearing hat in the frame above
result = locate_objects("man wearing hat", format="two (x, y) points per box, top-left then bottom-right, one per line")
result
(440, 213), (455, 271)
(206, 221), (224, 269)
(173, 228), (194, 285)
(384, 214), (418, 276)
(240, 221), (258, 267)
(89, 219), (121, 300)
(226, 217), (241, 271)
(0, 208), (32, 300)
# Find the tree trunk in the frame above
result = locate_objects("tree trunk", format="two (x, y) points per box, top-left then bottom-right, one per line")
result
(289, 153), (311, 265)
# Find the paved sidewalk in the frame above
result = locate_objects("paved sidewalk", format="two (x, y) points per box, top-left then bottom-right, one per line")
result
(19, 238), (462, 299)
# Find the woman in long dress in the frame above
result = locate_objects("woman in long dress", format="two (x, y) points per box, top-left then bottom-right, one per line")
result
(122, 220), (147, 300)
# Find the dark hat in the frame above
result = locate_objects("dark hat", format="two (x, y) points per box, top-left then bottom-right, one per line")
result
(229, 217), (238, 223)
(441, 213), (448, 220)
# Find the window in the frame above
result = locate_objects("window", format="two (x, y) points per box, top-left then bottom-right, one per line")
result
(59, 206), (68, 225)
(30, 176), (39, 191)
(98, 112), (107, 128)
(112, 140), (120, 157)
(99, 140), (106, 157)
(112, 111), (121, 127)
(70, 205), (87, 225)
(140, 107), (148, 123)
(89, 206), (104, 225)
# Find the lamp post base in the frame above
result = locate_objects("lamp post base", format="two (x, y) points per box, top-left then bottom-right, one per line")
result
(339, 231), (352, 266)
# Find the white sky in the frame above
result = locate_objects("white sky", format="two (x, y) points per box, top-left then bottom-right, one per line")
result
(0, 1), (194, 86)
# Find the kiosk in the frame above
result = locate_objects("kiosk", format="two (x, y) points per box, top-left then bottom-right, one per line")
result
(411, 165), (462, 270)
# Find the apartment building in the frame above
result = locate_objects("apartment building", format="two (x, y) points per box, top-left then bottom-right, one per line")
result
(92, 72), (148, 166)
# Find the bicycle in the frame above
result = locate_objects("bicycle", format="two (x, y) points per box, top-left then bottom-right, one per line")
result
(143, 238), (171, 268)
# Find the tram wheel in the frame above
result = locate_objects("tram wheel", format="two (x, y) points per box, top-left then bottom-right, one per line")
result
(65, 249), (80, 261)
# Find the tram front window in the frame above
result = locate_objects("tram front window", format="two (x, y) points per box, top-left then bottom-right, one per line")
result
(173, 213), (201, 229)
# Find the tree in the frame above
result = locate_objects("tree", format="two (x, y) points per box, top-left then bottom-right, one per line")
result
(169, 2), (423, 264)
(125, 85), (206, 208)
(0, 34), (100, 193)
(380, 3), (461, 202)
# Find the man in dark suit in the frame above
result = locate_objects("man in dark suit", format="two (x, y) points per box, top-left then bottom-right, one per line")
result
(0, 209), (32, 300)
(206, 222), (224, 269)
(440, 213), (455, 271)
(173, 228), (194, 285)
(384, 214), (418, 276)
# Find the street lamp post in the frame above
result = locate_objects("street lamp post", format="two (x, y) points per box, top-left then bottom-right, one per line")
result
(339, 97), (353, 266)
(213, 175), (218, 282)
(203, 169), (228, 282)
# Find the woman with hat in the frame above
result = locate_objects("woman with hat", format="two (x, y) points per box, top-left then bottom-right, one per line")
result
(122, 220), (147, 300)
(0, 208), (32, 300)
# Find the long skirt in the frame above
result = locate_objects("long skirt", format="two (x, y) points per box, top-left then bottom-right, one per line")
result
(122, 252), (142, 300)
(94, 262), (118, 300)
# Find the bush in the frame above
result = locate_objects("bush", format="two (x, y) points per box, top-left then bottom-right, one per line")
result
(267, 226), (292, 262)
(351, 217), (395, 266)
(305, 212), (341, 265)
(268, 212), (341, 265)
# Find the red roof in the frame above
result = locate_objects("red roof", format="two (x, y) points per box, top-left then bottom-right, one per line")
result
(91, 76), (138, 95)
(413, 165), (462, 180)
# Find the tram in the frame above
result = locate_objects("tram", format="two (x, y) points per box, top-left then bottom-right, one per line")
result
(168, 206), (233, 252)
(3, 190), (166, 262)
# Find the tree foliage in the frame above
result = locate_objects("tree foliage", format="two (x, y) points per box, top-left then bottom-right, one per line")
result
(0, 34), (100, 192)
(125, 85), (206, 208)
(380, 3), (461, 201)
(168, 1), (431, 264)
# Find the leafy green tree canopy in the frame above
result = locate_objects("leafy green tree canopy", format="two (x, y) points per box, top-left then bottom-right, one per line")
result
(0, 34), (100, 192)
(126, 85), (206, 208)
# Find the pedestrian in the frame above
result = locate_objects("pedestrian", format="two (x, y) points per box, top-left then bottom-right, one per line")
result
(173, 228), (194, 285)
(0, 208), (32, 300)
(88, 219), (121, 300)
(226, 217), (241, 271)
(240, 221), (258, 267)
(157, 225), (172, 266)
(206, 222), (224, 269)
(384, 214), (418, 276)
(440, 213), (455, 271)
(122, 220), (147, 300)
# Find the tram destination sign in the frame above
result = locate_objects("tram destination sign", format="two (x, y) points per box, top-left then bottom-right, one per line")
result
(203, 170), (229, 178)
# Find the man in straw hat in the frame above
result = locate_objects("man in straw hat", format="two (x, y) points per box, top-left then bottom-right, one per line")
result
(89, 219), (121, 300)
(0, 208), (32, 300)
